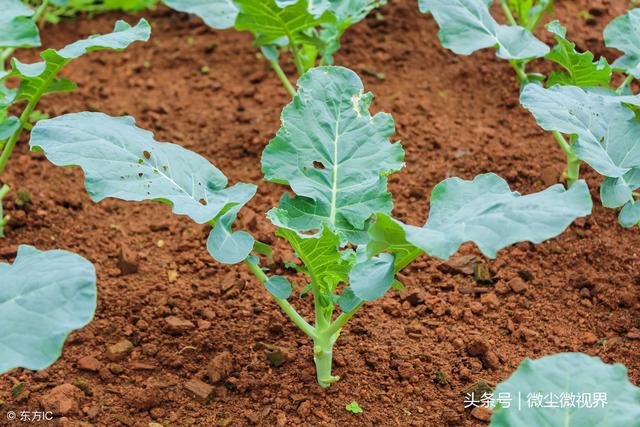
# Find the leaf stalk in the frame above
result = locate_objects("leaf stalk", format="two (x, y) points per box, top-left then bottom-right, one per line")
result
(244, 259), (317, 339)
(267, 58), (296, 98)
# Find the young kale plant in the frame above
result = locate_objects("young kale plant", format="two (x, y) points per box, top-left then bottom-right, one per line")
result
(162, 0), (386, 97)
(0, 16), (150, 236)
(490, 353), (640, 426)
(24, 0), (159, 25)
(29, 66), (592, 388)
(422, 0), (553, 83)
(519, 13), (640, 228)
(424, 2), (640, 228)
(0, 246), (97, 375)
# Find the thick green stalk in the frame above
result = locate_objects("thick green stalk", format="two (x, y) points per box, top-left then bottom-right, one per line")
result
(268, 58), (296, 98)
(313, 330), (339, 388)
(552, 131), (580, 186)
(0, 183), (9, 237)
(244, 260), (317, 339)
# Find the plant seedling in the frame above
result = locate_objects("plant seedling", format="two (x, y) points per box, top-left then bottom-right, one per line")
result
(346, 401), (363, 414)
(0, 246), (97, 375)
(23, 0), (159, 25)
(0, 15), (150, 236)
(162, 0), (386, 96)
(30, 66), (592, 388)
(424, 3), (640, 228)
(491, 353), (640, 426)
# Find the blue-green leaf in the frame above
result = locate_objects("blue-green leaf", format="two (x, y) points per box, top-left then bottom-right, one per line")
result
(0, 116), (20, 140)
(520, 84), (640, 178)
(604, 8), (640, 78)
(30, 112), (257, 225)
(207, 204), (255, 264)
(349, 253), (395, 301)
(163, 0), (239, 29)
(424, 0), (549, 60)
(262, 66), (404, 242)
(369, 173), (592, 260)
(0, 246), (96, 374)
(0, 0), (41, 48)
(265, 275), (293, 299)
(491, 353), (640, 427)
(337, 286), (361, 312)
(620, 199), (640, 228)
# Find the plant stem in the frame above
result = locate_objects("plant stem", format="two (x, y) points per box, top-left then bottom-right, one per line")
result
(552, 131), (580, 186)
(244, 260), (317, 339)
(326, 301), (364, 337)
(268, 58), (296, 98)
(509, 60), (528, 83)
(0, 184), (10, 237)
(288, 41), (305, 77)
(617, 74), (635, 95)
(500, 0), (517, 26)
(313, 330), (339, 388)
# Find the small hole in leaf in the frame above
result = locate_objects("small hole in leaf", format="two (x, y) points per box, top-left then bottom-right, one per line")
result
(143, 150), (151, 160)
(199, 198), (208, 206)
(313, 161), (325, 170)
(138, 173), (144, 178)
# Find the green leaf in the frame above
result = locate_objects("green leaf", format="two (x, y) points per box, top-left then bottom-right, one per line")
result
(600, 168), (640, 228)
(0, 246), (97, 374)
(207, 204), (255, 264)
(234, 0), (335, 46)
(349, 252), (395, 302)
(491, 353), (640, 427)
(0, 116), (20, 140)
(367, 213), (421, 271)
(0, 0), (41, 48)
(370, 173), (592, 260)
(520, 84), (640, 178)
(276, 226), (352, 295)
(265, 275), (293, 299)
(345, 401), (364, 414)
(30, 112), (257, 225)
(620, 199), (640, 228)
(545, 20), (611, 87)
(423, 0), (549, 60)
(163, 0), (239, 29)
(262, 66), (404, 242)
(604, 8), (640, 78)
(10, 19), (150, 104)
(337, 286), (361, 312)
